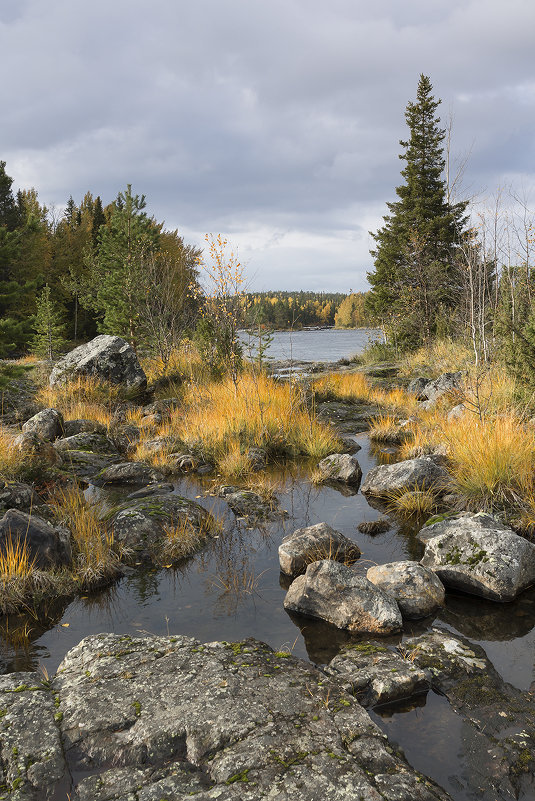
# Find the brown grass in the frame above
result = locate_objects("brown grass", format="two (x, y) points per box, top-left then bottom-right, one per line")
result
(36, 375), (121, 426)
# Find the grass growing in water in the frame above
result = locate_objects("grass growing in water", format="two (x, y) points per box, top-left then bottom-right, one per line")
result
(50, 487), (122, 587)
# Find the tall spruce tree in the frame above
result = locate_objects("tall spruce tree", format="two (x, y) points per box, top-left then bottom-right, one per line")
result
(367, 75), (467, 349)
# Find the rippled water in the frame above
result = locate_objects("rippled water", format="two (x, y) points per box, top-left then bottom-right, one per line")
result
(239, 327), (381, 363)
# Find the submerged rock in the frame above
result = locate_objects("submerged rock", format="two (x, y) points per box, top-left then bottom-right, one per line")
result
(49, 334), (147, 391)
(316, 453), (363, 485)
(419, 512), (535, 601)
(361, 457), (451, 497)
(367, 560), (445, 618)
(284, 560), (402, 634)
(279, 522), (361, 577)
(357, 518), (391, 535)
(0, 509), (71, 569)
(0, 632), (451, 801)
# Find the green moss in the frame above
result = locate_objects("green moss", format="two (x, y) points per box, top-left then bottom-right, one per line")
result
(344, 643), (388, 654)
(132, 700), (141, 717)
(54, 711), (63, 722)
(274, 651), (291, 658)
(225, 769), (250, 784)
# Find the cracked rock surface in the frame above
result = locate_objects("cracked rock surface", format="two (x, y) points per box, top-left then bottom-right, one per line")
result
(0, 633), (452, 800)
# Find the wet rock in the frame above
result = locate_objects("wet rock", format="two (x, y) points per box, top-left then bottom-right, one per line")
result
(21, 407), (64, 441)
(367, 560), (445, 619)
(105, 494), (212, 560)
(54, 432), (118, 454)
(279, 522), (361, 577)
(63, 418), (107, 437)
(126, 482), (175, 500)
(43, 633), (450, 801)
(406, 628), (535, 800)
(246, 446), (268, 469)
(0, 672), (68, 800)
(93, 461), (165, 487)
(49, 334), (147, 391)
(325, 643), (430, 708)
(0, 509), (71, 569)
(357, 518), (391, 535)
(418, 511), (535, 601)
(225, 489), (279, 519)
(361, 457), (451, 497)
(197, 462), (214, 475)
(284, 560), (403, 635)
(0, 480), (36, 512)
(317, 453), (362, 485)
(339, 435), (362, 453)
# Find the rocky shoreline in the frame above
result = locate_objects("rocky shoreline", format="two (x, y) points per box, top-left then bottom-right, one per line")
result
(1, 339), (535, 798)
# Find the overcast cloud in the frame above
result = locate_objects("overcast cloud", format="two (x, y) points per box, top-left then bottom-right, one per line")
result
(1, 0), (534, 291)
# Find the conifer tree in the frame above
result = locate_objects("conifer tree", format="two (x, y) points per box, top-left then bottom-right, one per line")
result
(367, 75), (467, 348)
(31, 284), (67, 360)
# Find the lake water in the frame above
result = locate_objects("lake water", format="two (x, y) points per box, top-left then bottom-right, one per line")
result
(239, 327), (381, 363)
(1, 328), (534, 801)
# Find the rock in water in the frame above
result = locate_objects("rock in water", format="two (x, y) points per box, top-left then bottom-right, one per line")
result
(49, 334), (147, 391)
(0, 509), (71, 568)
(0, 632), (451, 800)
(361, 457), (451, 497)
(284, 559), (402, 634)
(279, 522), (361, 577)
(367, 560), (445, 618)
(418, 511), (535, 601)
(316, 453), (363, 485)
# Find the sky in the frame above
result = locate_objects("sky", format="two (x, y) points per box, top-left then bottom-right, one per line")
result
(1, 0), (534, 292)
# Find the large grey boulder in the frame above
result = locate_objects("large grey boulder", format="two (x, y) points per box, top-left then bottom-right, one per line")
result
(63, 418), (107, 436)
(15, 632), (447, 801)
(22, 407), (64, 441)
(54, 432), (119, 454)
(418, 512), (535, 601)
(367, 560), (445, 618)
(361, 456), (451, 497)
(279, 522), (361, 577)
(316, 453), (362, 485)
(49, 334), (147, 391)
(105, 493), (213, 561)
(284, 560), (402, 634)
(0, 509), (71, 569)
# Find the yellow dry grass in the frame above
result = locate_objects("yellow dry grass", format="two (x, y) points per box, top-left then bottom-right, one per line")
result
(36, 375), (120, 426)
(0, 426), (27, 480)
(312, 371), (417, 416)
(0, 534), (36, 580)
(136, 372), (341, 476)
(398, 339), (473, 378)
(50, 487), (121, 586)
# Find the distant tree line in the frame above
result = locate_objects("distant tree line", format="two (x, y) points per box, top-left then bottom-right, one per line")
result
(244, 291), (376, 330)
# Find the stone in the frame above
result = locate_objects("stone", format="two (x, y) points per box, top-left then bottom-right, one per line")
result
(418, 512), (535, 601)
(316, 453), (362, 485)
(109, 423), (141, 454)
(167, 452), (197, 471)
(0, 509), (71, 569)
(21, 407), (64, 441)
(407, 376), (430, 399)
(53, 432), (118, 454)
(42, 633), (450, 801)
(225, 489), (281, 519)
(105, 494), (213, 560)
(419, 372), (463, 405)
(49, 334), (147, 391)
(13, 431), (60, 466)
(93, 461), (165, 486)
(284, 560), (403, 635)
(447, 403), (466, 421)
(0, 481), (36, 513)
(279, 522), (361, 577)
(325, 643), (430, 708)
(63, 418), (107, 436)
(367, 560), (445, 618)
(58, 450), (118, 480)
(357, 518), (391, 535)
(361, 457), (451, 497)
(126, 482), (175, 500)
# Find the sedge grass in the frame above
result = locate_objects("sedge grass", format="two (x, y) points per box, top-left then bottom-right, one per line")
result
(385, 486), (438, 520)
(368, 414), (414, 445)
(36, 375), (121, 426)
(0, 426), (28, 481)
(135, 372), (341, 476)
(50, 487), (122, 587)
